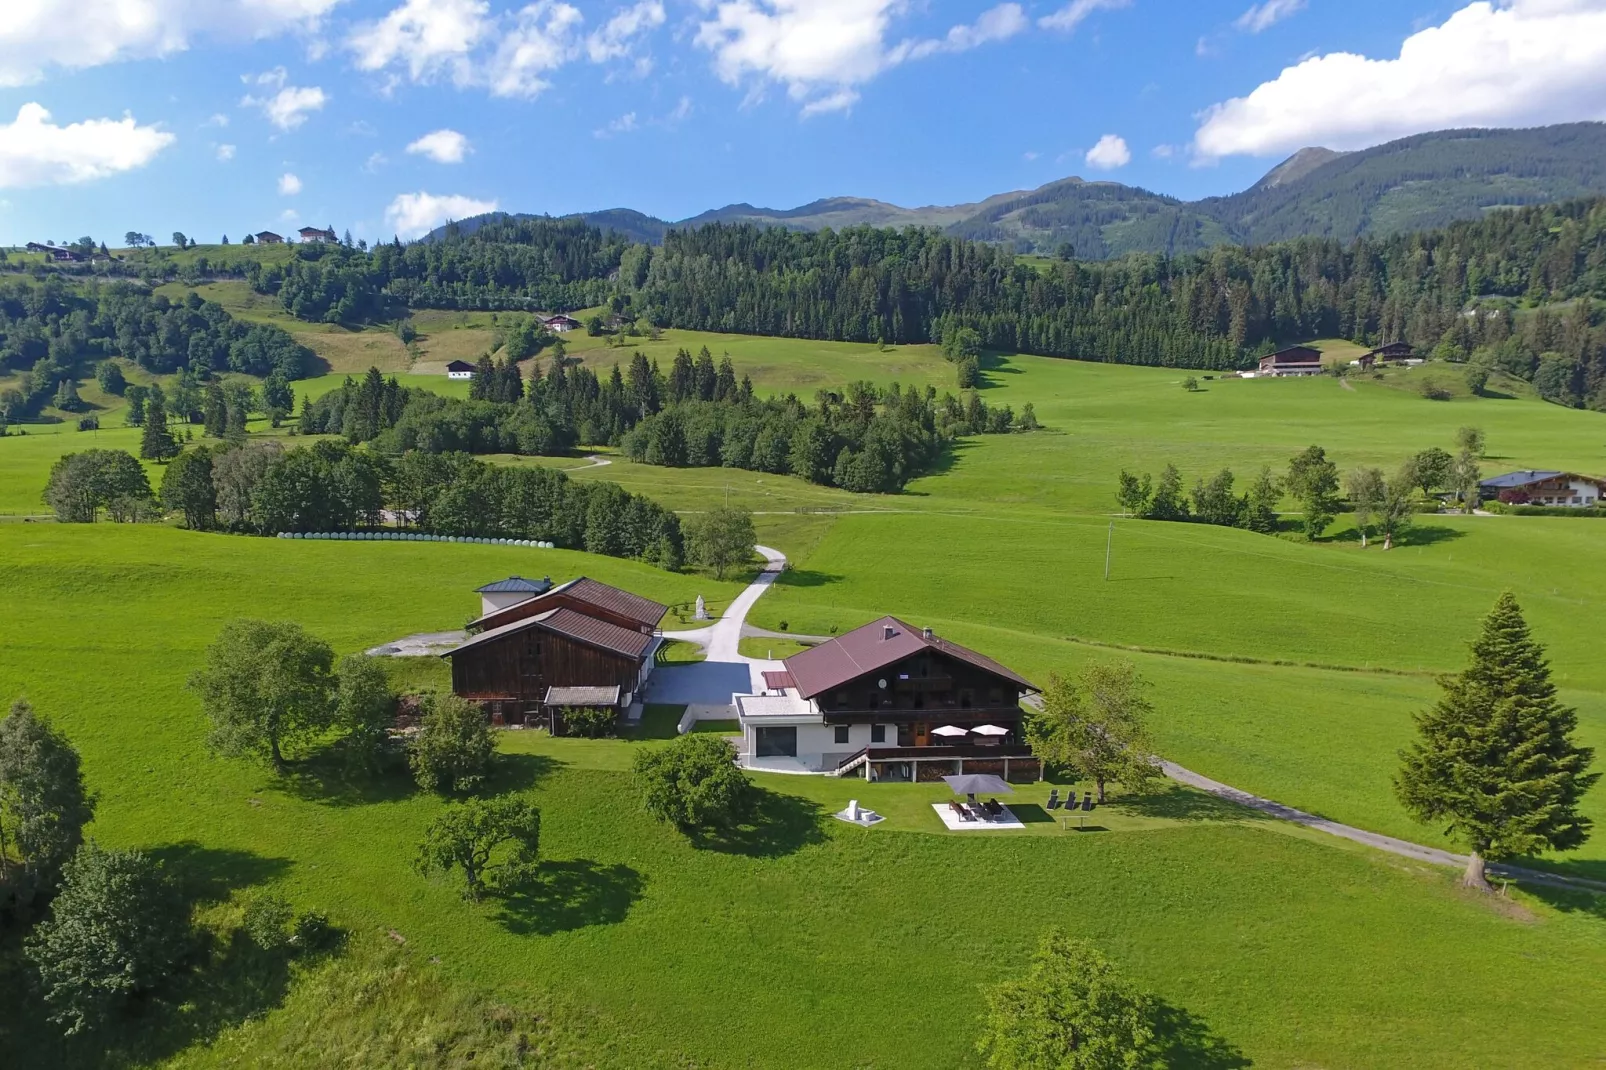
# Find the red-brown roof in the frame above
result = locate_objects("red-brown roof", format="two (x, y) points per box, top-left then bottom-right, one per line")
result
(782, 616), (1035, 700)
(762, 670), (796, 690)
(448, 605), (654, 661)
(470, 576), (668, 632)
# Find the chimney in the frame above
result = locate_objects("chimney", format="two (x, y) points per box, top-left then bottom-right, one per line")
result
(923, 627), (934, 641)
(883, 625), (895, 641)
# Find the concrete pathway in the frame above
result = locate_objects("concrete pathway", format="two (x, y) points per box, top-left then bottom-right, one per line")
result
(366, 630), (466, 657)
(1161, 759), (1606, 894)
(649, 545), (789, 709)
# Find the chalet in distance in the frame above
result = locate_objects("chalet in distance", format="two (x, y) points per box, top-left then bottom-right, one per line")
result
(299, 226), (338, 243)
(446, 360), (477, 380)
(1249, 346), (1324, 377)
(732, 617), (1040, 782)
(444, 577), (667, 730)
(1480, 470), (1605, 508)
(543, 315), (582, 333)
(254, 231), (285, 244)
(1356, 341), (1416, 370)
(25, 242), (83, 262)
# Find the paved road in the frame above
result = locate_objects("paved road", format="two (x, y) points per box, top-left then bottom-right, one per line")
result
(651, 545), (789, 706)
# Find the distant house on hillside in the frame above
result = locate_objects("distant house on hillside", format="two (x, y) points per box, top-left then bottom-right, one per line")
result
(1250, 346), (1324, 377)
(730, 616), (1040, 780)
(1480, 470), (1604, 508)
(446, 360), (476, 380)
(255, 231), (284, 244)
(298, 226), (337, 243)
(543, 315), (582, 333)
(1357, 341), (1417, 370)
(26, 242), (82, 262)
(445, 576), (667, 731)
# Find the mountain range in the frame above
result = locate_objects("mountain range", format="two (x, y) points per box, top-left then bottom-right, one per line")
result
(432, 123), (1606, 258)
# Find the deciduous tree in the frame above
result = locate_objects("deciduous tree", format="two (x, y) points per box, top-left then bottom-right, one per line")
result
(25, 844), (189, 1035)
(977, 929), (1164, 1070)
(684, 506), (756, 580)
(189, 619), (335, 770)
(1395, 593), (1597, 890)
(1115, 471), (1150, 517)
(633, 733), (755, 833)
(334, 654), (396, 775)
(409, 695), (495, 793)
(1286, 445), (1339, 539)
(415, 794), (541, 901)
(160, 446), (217, 530)
(1026, 662), (1160, 802)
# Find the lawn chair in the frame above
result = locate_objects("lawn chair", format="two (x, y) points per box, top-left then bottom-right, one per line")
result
(1046, 789), (1061, 810)
(1081, 792), (1095, 812)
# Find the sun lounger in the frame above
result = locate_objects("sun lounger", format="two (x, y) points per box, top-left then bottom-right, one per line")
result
(1046, 789), (1060, 810)
(1081, 793), (1095, 811)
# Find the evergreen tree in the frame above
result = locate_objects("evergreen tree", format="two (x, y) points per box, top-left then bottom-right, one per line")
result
(0, 698), (95, 911)
(1240, 466), (1281, 534)
(1395, 593), (1598, 890)
(203, 382), (227, 438)
(138, 389), (179, 461)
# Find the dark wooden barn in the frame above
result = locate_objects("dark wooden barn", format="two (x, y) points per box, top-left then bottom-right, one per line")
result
(468, 576), (666, 636)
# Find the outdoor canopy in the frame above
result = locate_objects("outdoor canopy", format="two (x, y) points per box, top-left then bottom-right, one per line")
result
(942, 773), (1014, 796)
(971, 724), (1009, 736)
(930, 725), (970, 737)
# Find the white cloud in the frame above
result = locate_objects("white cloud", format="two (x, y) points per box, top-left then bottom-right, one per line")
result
(385, 190), (498, 239)
(1022, 149), (1039, 160)
(279, 171), (303, 195)
(1039, 0), (1130, 33)
(349, 0), (657, 98)
(216, 143), (237, 161)
(594, 111), (638, 138)
(204, 113), (230, 128)
(666, 95), (693, 123)
(364, 151), (389, 172)
(348, 0), (490, 82)
(406, 128), (470, 162)
(0, 0), (344, 87)
(697, 0), (1027, 115)
(1235, 0), (1305, 33)
(890, 3), (1028, 63)
(0, 103), (174, 188)
(241, 68), (327, 130)
(586, 0), (665, 63)
(1195, 0), (1606, 159)
(488, 0), (585, 97)
(1084, 133), (1131, 169)
(1150, 142), (1175, 158)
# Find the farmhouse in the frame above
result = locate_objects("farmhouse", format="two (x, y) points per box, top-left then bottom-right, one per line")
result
(543, 315), (582, 332)
(25, 242), (82, 262)
(254, 231), (285, 244)
(1480, 470), (1605, 508)
(446, 576), (667, 729)
(1357, 341), (1416, 369)
(299, 226), (338, 243)
(446, 360), (477, 380)
(732, 617), (1040, 781)
(1251, 346), (1324, 377)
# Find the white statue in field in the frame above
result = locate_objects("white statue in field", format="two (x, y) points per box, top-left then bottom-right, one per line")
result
(694, 595), (708, 620)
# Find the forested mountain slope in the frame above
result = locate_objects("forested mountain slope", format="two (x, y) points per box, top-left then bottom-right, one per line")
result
(430, 123), (1606, 259)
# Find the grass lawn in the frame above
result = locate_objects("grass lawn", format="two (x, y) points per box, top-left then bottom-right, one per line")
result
(654, 639), (706, 665)
(2, 522), (1605, 1069)
(736, 636), (814, 659)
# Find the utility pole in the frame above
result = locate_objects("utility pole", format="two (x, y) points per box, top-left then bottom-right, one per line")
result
(1104, 520), (1113, 581)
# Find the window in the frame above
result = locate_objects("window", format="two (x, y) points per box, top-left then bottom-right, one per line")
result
(867, 692), (880, 710)
(835, 691), (849, 707)
(988, 687), (1003, 704)
(755, 726), (798, 757)
(871, 724), (886, 743)
(834, 725), (850, 745)
(960, 689), (974, 709)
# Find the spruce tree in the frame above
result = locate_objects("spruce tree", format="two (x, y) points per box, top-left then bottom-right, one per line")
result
(138, 391), (179, 461)
(1395, 593), (1597, 890)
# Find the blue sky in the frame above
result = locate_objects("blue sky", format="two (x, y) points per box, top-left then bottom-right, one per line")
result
(2, 0), (1606, 245)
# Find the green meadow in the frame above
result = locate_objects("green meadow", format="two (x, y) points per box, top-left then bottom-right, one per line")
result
(2, 526), (1605, 1069)
(5, 316), (1606, 1065)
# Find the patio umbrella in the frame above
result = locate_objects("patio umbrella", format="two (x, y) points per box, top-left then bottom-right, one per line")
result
(930, 725), (970, 737)
(971, 725), (1009, 736)
(941, 773), (1014, 798)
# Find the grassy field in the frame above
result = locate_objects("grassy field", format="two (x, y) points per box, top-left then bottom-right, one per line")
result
(6, 308), (1606, 1065)
(2, 525), (1605, 1069)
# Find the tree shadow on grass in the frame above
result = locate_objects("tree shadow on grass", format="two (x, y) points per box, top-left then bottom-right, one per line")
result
(773, 567), (844, 590)
(1151, 1001), (1254, 1069)
(1519, 882), (1606, 920)
(689, 789), (827, 859)
(493, 860), (646, 936)
(481, 751), (564, 794)
(146, 841), (294, 907)
(275, 749), (564, 807)
(1116, 786), (1258, 823)
(1402, 525), (1469, 548)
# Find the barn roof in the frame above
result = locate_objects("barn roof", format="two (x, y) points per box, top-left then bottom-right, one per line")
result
(447, 606), (654, 661)
(475, 575), (552, 595)
(1263, 346), (1321, 363)
(782, 616), (1035, 700)
(543, 685), (622, 708)
(1480, 470), (1567, 489)
(445, 359), (476, 371)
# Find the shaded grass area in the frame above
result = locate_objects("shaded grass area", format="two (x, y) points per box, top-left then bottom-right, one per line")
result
(736, 636), (813, 660)
(654, 639), (705, 665)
